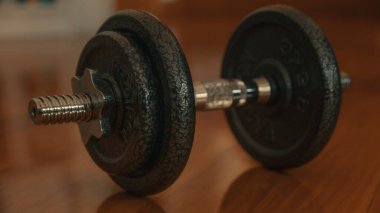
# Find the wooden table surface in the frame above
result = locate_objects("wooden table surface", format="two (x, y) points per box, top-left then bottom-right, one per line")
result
(0, 8), (379, 213)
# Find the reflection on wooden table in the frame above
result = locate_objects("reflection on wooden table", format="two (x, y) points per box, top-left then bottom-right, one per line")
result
(0, 1), (380, 212)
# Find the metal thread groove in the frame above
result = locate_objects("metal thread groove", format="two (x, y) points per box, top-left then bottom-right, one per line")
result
(29, 94), (94, 125)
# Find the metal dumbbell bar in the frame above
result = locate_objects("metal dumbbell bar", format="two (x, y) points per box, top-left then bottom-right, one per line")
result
(30, 74), (351, 125)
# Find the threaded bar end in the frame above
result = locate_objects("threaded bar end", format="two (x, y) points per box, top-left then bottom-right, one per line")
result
(29, 94), (95, 125)
(340, 72), (352, 90)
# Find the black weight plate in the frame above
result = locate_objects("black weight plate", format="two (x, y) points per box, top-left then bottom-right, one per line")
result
(97, 10), (195, 195)
(76, 31), (160, 179)
(222, 5), (341, 169)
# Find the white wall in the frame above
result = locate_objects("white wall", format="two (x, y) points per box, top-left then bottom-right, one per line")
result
(0, 0), (115, 41)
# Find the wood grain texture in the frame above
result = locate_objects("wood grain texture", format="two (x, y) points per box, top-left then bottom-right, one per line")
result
(0, 2), (379, 212)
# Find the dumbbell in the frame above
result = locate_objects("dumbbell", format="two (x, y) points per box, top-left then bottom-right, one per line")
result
(28, 5), (351, 195)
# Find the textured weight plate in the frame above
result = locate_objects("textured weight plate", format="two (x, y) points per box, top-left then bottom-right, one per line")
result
(97, 10), (195, 195)
(76, 31), (160, 181)
(222, 5), (341, 169)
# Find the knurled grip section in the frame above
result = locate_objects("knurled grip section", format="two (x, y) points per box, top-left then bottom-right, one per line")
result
(194, 79), (247, 111)
(29, 94), (95, 125)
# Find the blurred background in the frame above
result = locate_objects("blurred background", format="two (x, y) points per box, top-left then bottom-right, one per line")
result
(0, 0), (379, 212)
